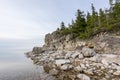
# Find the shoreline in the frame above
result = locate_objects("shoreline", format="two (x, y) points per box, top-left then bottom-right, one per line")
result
(26, 32), (120, 80)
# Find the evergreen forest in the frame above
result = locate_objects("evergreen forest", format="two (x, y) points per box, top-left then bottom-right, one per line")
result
(56, 0), (120, 39)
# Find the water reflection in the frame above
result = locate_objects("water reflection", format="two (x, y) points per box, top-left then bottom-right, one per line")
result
(0, 39), (44, 80)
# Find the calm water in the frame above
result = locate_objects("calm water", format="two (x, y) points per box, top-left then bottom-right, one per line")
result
(0, 38), (44, 80)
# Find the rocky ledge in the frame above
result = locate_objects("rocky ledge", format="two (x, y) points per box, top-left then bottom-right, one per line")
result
(26, 32), (120, 80)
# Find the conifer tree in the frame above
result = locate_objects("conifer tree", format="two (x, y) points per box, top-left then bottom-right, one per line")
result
(56, 1), (120, 39)
(60, 21), (66, 30)
(112, 2), (120, 21)
(86, 12), (92, 35)
(86, 12), (91, 27)
(99, 8), (107, 29)
(74, 9), (86, 33)
(91, 4), (99, 28)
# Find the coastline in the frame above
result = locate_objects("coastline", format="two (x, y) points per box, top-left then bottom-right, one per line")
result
(26, 32), (120, 80)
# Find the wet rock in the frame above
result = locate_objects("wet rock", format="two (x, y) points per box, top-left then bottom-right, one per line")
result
(40, 72), (56, 80)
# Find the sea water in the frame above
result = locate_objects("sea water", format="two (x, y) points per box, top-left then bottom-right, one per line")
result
(0, 38), (44, 80)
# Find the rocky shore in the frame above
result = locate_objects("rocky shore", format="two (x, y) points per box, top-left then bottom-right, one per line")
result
(26, 31), (120, 80)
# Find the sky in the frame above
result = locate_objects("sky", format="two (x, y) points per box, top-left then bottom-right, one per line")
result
(0, 0), (110, 40)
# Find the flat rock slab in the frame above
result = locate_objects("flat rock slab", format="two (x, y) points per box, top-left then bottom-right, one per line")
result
(55, 59), (70, 66)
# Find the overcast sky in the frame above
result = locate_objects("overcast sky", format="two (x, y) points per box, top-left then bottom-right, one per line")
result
(0, 0), (110, 40)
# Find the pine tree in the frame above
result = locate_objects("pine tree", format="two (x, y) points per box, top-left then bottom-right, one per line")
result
(91, 4), (99, 28)
(86, 12), (91, 27)
(60, 21), (66, 30)
(91, 3), (99, 33)
(56, 1), (120, 39)
(86, 12), (92, 35)
(99, 8), (107, 29)
(75, 9), (87, 38)
(112, 2), (120, 21)
(74, 9), (86, 33)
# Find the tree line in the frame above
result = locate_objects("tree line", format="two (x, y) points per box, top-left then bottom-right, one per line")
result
(57, 0), (120, 39)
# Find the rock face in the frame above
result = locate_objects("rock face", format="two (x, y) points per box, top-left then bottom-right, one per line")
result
(91, 33), (120, 54)
(26, 32), (120, 80)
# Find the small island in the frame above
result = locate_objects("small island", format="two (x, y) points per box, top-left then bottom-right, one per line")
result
(26, 0), (120, 80)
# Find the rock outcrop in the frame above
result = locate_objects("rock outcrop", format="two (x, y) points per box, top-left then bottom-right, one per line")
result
(26, 31), (120, 80)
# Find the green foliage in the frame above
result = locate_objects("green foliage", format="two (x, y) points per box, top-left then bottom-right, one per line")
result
(71, 10), (87, 37)
(60, 28), (71, 35)
(56, 1), (120, 40)
(60, 22), (66, 30)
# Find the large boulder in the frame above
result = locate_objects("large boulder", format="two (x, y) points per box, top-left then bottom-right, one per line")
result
(32, 47), (44, 54)
(82, 47), (96, 57)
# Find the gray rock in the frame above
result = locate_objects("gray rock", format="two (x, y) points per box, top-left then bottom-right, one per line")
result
(113, 71), (120, 75)
(32, 47), (44, 54)
(25, 51), (33, 58)
(71, 51), (80, 58)
(80, 63), (87, 70)
(49, 69), (59, 76)
(40, 72), (56, 80)
(101, 59), (110, 66)
(89, 54), (102, 63)
(78, 53), (84, 59)
(65, 51), (72, 59)
(77, 74), (90, 80)
(82, 47), (96, 57)
(55, 59), (70, 66)
(83, 69), (93, 75)
(60, 64), (68, 70)
(74, 66), (83, 72)
(60, 64), (73, 70)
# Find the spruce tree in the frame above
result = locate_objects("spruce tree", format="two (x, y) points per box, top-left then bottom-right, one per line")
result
(74, 9), (86, 33)
(99, 8), (107, 29)
(91, 4), (99, 28)
(91, 3), (99, 34)
(60, 21), (66, 30)
(86, 12), (92, 36)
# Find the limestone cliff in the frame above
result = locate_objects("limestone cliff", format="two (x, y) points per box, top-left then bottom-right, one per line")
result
(43, 31), (79, 51)
(26, 31), (120, 80)
(43, 31), (120, 54)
